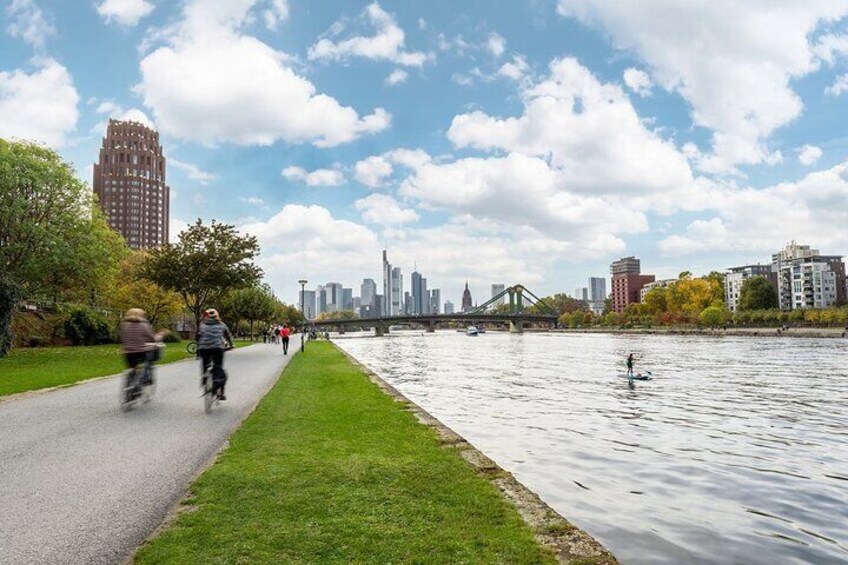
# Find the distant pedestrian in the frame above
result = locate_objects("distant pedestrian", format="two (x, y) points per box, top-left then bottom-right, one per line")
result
(273, 325), (280, 345)
(626, 353), (635, 377)
(281, 324), (290, 355)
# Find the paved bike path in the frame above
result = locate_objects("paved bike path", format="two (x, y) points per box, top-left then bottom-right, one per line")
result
(0, 343), (294, 565)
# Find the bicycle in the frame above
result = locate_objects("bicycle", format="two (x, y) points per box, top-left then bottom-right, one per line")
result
(186, 341), (197, 355)
(199, 344), (233, 413)
(120, 343), (164, 411)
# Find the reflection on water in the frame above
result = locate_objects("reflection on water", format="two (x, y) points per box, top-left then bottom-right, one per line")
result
(336, 331), (848, 565)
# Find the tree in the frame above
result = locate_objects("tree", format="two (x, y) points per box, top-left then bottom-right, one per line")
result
(699, 305), (730, 327)
(533, 293), (585, 316)
(106, 252), (182, 328)
(642, 286), (668, 315)
(219, 284), (277, 339)
(0, 140), (103, 355)
(738, 276), (778, 311)
(141, 219), (262, 336)
(315, 310), (357, 322)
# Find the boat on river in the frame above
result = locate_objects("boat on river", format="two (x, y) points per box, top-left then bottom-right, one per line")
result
(466, 326), (479, 336)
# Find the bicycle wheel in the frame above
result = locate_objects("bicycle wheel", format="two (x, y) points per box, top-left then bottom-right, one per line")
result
(141, 365), (155, 404)
(202, 370), (214, 413)
(120, 370), (136, 411)
(186, 341), (197, 355)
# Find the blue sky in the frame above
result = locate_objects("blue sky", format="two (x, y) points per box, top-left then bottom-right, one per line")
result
(2, 0), (848, 305)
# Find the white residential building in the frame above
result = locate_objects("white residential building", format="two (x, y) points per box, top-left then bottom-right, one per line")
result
(639, 279), (676, 302)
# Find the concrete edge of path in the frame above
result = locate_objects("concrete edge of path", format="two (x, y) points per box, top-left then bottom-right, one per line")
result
(122, 348), (298, 565)
(335, 345), (618, 565)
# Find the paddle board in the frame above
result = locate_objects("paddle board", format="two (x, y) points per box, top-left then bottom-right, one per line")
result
(617, 373), (652, 381)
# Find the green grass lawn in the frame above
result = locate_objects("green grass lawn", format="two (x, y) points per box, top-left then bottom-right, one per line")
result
(135, 341), (555, 565)
(0, 340), (253, 397)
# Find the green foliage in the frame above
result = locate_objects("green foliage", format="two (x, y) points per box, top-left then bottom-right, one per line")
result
(60, 306), (113, 346)
(699, 305), (730, 327)
(533, 293), (586, 316)
(162, 332), (182, 343)
(218, 283), (278, 337)
(141, 219), (262, 336)
(738, 276), (778, 311)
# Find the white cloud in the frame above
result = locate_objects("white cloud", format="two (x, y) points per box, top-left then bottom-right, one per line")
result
(263, 0), (288, 31)
(447, 58), (693, 203)
(659, 163), (848, 256)
(354, 148), (431, 188)
(354, 193), (419, 225)
(96, 0), (154, 27)
(308, 2), (431, 67)
(354, 155), (393, 187)
(136, 0), (390, 147)
(487, 32), (506, 58)
(497, 55), (529, 81)
(825, 72), (848, 96)
(798, 144), (823, 166)
(0, 58), (79, 147)
(170, 159), (217, 184)
(623, 67), (651, 97)
(5, 0), (55, 50)
(239, 196), (265, 205)
(282, 165), (345, 187)
(385, 68), (408, 86)
(557, 1), (848, 173)
(239, 205), (565, 305)
(451, 72), (474, 87)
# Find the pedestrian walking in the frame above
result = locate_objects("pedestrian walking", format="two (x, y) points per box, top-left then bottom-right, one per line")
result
(281, 324), (290, 355)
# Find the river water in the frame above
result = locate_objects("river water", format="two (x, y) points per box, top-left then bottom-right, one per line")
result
(335, 331), (848, 564)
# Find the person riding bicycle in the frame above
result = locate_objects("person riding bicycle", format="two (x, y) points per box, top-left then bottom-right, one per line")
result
(119, 308), (167, 386)
(197, 308), (234, 400)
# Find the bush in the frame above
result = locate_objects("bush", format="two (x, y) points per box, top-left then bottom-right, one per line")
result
(61, 306), (113, 346)
(27, 335), (47, 347)
(162, 332), (181, 343)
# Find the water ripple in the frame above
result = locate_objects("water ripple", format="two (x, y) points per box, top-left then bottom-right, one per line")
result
(337, 331), (848, 564)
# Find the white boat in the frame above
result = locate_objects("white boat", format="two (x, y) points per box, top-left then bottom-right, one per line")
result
(466, 326), (479, 336)
(476, 326), (486, 334)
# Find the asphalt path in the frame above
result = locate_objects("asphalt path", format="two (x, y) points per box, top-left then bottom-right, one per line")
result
(0, 343), (293, 565)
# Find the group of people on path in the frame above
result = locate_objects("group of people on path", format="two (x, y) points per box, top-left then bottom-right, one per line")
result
(264, 324), (292, 354)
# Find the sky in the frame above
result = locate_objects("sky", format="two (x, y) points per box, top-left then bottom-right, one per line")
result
(2, 0), (848, 306)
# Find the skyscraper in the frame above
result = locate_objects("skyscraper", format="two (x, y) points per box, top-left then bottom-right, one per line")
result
(430, 289), (441, 314)
(93, 119), (170, 249)
(462, 282), (473, 312)
(411, 270), (428, 315)
(299, 290), (316, 320)
(491, 284), (505, 306)
(589, 277), (606, 302)
(444, 301), (455, 314)
(361, 278), (377, 309)
(382, 250), (403, 316)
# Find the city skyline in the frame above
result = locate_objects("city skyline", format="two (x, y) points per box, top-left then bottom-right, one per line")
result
(2, 1), (847, 306)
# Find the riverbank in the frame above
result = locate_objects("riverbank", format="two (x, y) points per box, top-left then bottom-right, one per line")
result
(134, 341), (615, 564)
(0, 341), (252, 398)
(554, 326), (848, 339)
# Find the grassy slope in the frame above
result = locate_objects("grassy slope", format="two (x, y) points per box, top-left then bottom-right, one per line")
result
(135, 342), (554, 564)
(0, 341), (252, 397)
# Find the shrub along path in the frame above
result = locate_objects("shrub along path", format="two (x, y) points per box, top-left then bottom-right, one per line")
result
(135, 341), (556, 564)
(0, 340), (252, 397)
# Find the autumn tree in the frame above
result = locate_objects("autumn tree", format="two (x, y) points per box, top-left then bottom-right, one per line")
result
(106, 251), (182, 328)
(141, 220), (262, 337)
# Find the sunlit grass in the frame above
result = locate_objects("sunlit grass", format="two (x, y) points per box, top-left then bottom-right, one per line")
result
(135, 341), (553, 564)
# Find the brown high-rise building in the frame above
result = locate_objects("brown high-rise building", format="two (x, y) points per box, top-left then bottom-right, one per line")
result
(610, 256), (654, 313)
(93, 119), (170, 249)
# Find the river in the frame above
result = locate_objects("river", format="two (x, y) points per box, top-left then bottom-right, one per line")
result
(335, 331), (848, 564)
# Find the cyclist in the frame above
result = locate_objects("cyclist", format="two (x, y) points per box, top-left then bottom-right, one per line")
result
(119, 308), (167, 388)
(197, 308), (234, 400)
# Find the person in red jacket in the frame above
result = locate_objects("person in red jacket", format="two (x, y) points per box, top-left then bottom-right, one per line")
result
(281, 323), (291, 355)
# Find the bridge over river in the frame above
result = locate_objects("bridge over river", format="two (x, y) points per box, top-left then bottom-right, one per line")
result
(311, 285), (559, 335)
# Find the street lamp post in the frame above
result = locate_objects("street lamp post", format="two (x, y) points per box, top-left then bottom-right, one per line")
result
(298, 279), (308, 352)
